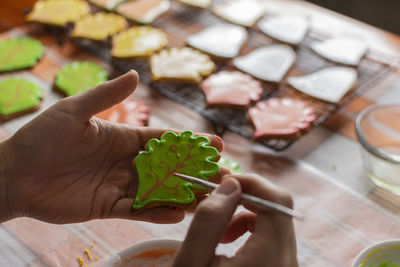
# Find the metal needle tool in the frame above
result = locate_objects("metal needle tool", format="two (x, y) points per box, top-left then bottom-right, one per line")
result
(174, 173), (304, 220)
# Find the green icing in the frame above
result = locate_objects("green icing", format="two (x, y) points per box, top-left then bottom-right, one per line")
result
(55, 61), (107, 96)
(133, 131), (219, 209)
(359, 245), (400, 267)
(0, 77), (43, 116)
(0, 37), (44, 72)
(219, 156), (243, 174)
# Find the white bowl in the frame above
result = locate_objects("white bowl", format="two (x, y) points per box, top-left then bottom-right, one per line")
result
(103, 238), (182, 267)
(352, 239), (400, 267)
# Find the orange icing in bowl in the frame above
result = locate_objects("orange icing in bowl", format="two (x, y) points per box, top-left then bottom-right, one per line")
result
(123, 249), (176, 267)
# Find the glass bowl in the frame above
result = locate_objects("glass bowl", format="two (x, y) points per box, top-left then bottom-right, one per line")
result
(355, 104), (400, 194)
(352, 239), (400, 266)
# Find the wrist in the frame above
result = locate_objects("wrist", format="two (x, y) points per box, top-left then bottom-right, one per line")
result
(0, 140), (15, 222)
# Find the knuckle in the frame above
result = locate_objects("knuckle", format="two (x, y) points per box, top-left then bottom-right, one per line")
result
(54, 97), (76, 113)
(194, 198), (225, 223)
(276, 191), (294, 208)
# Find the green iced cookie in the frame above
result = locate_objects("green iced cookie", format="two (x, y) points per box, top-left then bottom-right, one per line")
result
(133, 131), (220, 210)
(0, 77), (43, 118)
(0, 37), (44, 72)
(55, 61), (108, 96)
(219, 156), (243, 174)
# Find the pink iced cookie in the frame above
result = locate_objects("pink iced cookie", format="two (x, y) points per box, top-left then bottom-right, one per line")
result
(201, 71), (263, 108)
(96, 98), (150, 126)
(248, 98), (316, 140)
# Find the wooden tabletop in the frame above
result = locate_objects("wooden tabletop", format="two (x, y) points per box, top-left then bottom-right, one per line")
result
(1, 1), (400, 266)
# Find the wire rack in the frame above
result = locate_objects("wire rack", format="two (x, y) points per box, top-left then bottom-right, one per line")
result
(68, 0), (395, 151)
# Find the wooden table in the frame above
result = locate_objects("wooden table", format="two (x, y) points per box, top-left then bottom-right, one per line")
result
(1, 1), (400, 266)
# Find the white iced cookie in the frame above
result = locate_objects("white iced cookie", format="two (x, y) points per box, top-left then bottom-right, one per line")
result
(212, 0), (264, 27)
(258, 16), (310, 45)
(233, 45), (296, 83)
(288, 66), (358, 103)
(88, 0), (125, 10)
(116, 0), (170, 24)
(178, 0), (212, 8)
(187, 24), (247, 59)
(150, 47), (215, 83)
(311, 37), (368, 66)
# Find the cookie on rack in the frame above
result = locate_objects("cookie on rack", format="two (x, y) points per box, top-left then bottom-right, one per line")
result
(288, 66), (358, 103)
(310, 37), (368, 66)
(177, 0), (213, 9)
(150, 47), (215, 83)
(187, 24), (247, 59)
(0, 37), (44, 73)
(88, 0), (127, 10)
(0, 77), (43, 122)
(116, 0), (170, 24)
(96, 97), (150, 126)
(26, 0), (90, 27)
(258, 15), (310, 46)
(248, 98), (316, 141)
(71, 12), (128, 41)
(133, 131), (220, 210)
(54, 61), (108, 96)
(201, 71), (263, 108)
(112, 26), (168, 59)
(233, 45), (296, 83)
(212, 0), (264, 27)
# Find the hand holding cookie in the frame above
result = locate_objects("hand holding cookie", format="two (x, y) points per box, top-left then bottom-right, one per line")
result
(173, 174), (298, 267)
(0, 71), (223, 224)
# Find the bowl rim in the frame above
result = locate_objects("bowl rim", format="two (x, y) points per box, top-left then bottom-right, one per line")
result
(103, 238), (182, 267)
(352, 239), (400, 266)
(355, 103), (400, 164)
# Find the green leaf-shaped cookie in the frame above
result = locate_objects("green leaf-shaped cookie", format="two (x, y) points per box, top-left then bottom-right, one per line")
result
(55, 61), (108, 96)
(0, 77), (43, 118)
(134, 131), (219, 209)
(0, 37), (44, 72)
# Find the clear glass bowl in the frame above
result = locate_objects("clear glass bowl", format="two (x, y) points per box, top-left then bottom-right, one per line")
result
(355, 104), (400, 195)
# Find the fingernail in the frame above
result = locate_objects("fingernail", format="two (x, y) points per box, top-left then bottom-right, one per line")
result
(216, 179), (238, 195)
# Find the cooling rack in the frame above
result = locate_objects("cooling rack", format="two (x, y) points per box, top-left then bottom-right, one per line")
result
(68, 0), (395, 151)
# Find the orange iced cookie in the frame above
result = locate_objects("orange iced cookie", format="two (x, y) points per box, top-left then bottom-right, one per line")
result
(248, 98), (316, 140)
(26, 0), (90, 27)
(116, 0), (170, 24)
(201, 71), (263, 108)
(71, 12), (128, 41)
(95, 98), (150, 126)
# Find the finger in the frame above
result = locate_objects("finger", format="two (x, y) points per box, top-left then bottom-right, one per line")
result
(227, 174), (297, 265)
(173, 178), (241, 267)
(109, 198), (185, 223)
(220, 211), (256, 244)
(190, 167), (232, 208)
(68, 70), (139, 121)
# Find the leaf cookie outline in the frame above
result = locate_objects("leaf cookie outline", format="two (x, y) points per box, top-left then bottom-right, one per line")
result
(133, 131), (219, 209)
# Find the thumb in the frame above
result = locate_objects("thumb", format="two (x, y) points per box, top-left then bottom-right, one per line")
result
(173, 178), (241, 267)
(67, 70), (139, 121)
